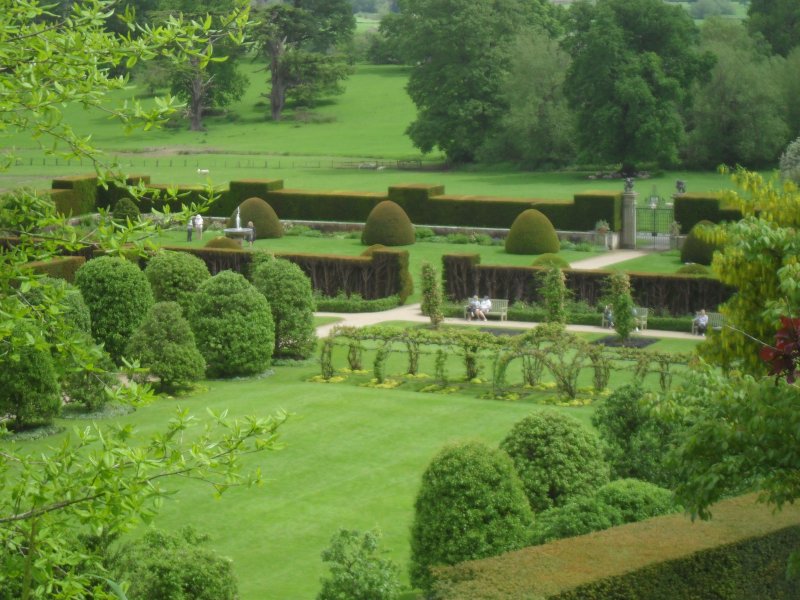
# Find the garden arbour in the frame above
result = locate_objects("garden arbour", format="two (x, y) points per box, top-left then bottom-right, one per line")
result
(318, 324), (692, 400)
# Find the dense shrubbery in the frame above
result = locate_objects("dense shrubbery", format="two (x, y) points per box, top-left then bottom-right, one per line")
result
(409, 441), (532, 593)
(229, 196), (283, 239)
(420, 261), (444, 327)
(21, 276), (92, 335)
(127, 301), (206, 392)
(250, 255), (316, 359)
(113, 527), (238, 600)
(676, 263), (710, 275)
(0, 324), (61, 430)
(505, 209), (560, 255)
(205, 236), (242, 249)
(74, 256), (154, 363)
(112, 197), (140, 222)
(500, 411), (609, 512)
(190, 270), (275, 377)
(780, 136), (800, 184)
(361, 200), (415, 247)
(360, 243), (387, 257)
(144, 250), (211, 316)
(680, 220), (720, 265)
(532, 253), (570, 269)
(314, 292), (401, 312)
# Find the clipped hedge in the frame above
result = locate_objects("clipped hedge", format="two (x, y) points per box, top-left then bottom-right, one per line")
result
(432, 493), (800, 600)
(228, 197), (282, 239)
(361, 200), (415, 246)
(442, 254), (734, 316)
(674, 193), (742, 232)
(25, 256), (86, 282)
(680, 220), (720, 265)
(51, 174), (98, 216)
(505, 209), (560, 255)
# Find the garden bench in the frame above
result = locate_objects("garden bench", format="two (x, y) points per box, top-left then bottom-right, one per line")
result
(601, 307), (648, 330)
(463, 299), (509, 321)
(692, 311), (723, 335)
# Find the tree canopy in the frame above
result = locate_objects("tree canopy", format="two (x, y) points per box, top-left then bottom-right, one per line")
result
(747, 0), (800, 57)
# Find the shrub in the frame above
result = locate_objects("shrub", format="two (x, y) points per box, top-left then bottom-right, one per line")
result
(112, 197), (140, 222)
(529, 495), (623, 545)
(21, 276), (91, 335)
(415, 226), (435, 240)
(189, 270), (275, 377)
(608, 271), (636, 340)
(532, 253), (570, 269)
(127, 302), (206, 392)
(60, 344), (116, 412)
(499, 411), (609, 512)
(250, 255), (316, 359)
(676, 263), (710, 275)
(409, 441), (532, 593)
(0, 325), (61, 430)
(144, 250), (211, 316)
(112, 527), (238, 600)
(317, 529), (401, 600)
(420, 261), (444, 327)
(205, 236), (242, 249)
(680, 220), (720, 266)
(360, 243), (387, 257)
(780, 136), (800, 184)
(314, 292), (401, 312)
(228, 196), (283, 239)
(539, 266), (569, 324)
(505, 209), (560, 255)
(595, 478), (678, 523)
(361, 200), (415, 247)
(74, 256), (154, 363)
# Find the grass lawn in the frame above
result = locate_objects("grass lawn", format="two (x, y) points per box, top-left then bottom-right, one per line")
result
(609, 249), (711, 276)
(156, 229), (606, 304)
(6, 330), (701, 598)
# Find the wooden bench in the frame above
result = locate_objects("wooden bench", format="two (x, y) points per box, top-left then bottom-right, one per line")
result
(601, 307), (648, 330)
(464, 299), (509, 321)
(692, 311), (723, 335)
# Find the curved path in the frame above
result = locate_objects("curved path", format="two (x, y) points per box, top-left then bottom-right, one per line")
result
(315, 250), (697, 340)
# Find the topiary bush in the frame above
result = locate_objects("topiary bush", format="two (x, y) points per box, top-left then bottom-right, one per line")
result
(532, 253), (570, 269)
(112, 197), (140, 222)
(228, 196), (283, 239)
(420, 261), (444, 328)
(0, 325), (61, 430)
(608, 270), (636, 341)
(189, 270), (275, 377)
(676, 263), (710, 275)
(361, 200), (415, 247)
(250, 255), (316, 360)
(499, 411), (609, 512)
(505, 209), (560, 255)
(205, 236), (242, 249)
(595, 478), (678, 523)
(144, 250), (211, 316)
(112, 527), (238, 600)
(21, 276), (92, 335)
(74, 256), (154, 363)
(360, 243), (387, 257)
(60, 345), (116, 412)
(127, 301), (206, 392)
(409, 441), (532, 593)
(680, 220), (721, 265)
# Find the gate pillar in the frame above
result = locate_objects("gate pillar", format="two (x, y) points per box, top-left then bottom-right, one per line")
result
(621, 190), (638, 249)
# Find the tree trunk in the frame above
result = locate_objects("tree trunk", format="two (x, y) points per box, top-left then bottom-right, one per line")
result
(188, 57), (206, 131)
(269, 37), (286, 121)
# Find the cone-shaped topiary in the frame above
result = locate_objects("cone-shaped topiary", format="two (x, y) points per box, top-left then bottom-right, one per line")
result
(113, 197), (140, 223)
(205, 236), (242, 249)
(361, 200), (415, 247)
(532, 253), (570, 269)
(505, 209), (560, 255)
(227, 197), (282, 240)
(680, 220), (720, 265)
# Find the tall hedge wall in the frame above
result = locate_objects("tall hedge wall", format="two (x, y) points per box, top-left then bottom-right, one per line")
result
(432, 494), (800, 600)
(51, 175), (98, 216)
(442, 254), (734, 316)
(26, 256), (86, 282)
(674, 193), (742, 232)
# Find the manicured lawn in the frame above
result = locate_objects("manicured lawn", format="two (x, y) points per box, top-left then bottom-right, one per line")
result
(610, 249), (714, 276)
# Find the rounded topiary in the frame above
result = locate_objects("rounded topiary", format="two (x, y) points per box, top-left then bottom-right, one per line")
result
(361, 200), (415, 247)
(0, 325), (61, 430)
(250, 256), (316, 359)
(595, 479), (678, 523)
(227, 197), (282, 240)
(127, 302), (206, 392)
(22, 277), (91, 335)
(144, 250), (211, 316)
(360, 243), (387, 257)
(189, 270), (275, 378)
(205, 236), (242, 249)
(113, 527), (238, 600)
(409, 441), (532, 593)
(505, 209), (560, 255)
(74, 256), (154, 363)
(500, 411), (609, 512)
(676, 263), (710, 276)
(532, 253), (570, 269)
(113, 197), (140, 223)
(680, 220), (720, 266)
(529, 495), (622, 545)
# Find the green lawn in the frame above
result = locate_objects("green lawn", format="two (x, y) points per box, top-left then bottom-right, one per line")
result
(610, 249), (705, 275)
(7, 331), (700, 598)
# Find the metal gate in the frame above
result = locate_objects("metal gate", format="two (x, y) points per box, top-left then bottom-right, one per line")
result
(636, 200), (674, 250)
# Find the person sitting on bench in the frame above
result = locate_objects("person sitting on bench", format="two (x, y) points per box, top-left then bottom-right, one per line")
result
(466, 295), (482, 321)
(479, 296), (492, 320)
(693, 309), (709, 335)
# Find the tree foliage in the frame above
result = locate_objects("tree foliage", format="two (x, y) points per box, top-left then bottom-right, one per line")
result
(317, 529), (402, 600)
(608, 271), (636, 341)
(563, 0), (711, 171)
(539, 266), (568, 324)
(420, 261), (444, 328)
(747, 0), (800, 57)
(409, 441), (532, 592)
(499, 411), (609, 512)
(780, 136), (800, 185)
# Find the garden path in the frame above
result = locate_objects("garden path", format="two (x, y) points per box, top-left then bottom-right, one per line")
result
(316, 249), (696, 340)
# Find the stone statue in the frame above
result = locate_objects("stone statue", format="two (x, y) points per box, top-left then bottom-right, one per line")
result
(624, 177), (634, 192)
(676, 179), (686, 194)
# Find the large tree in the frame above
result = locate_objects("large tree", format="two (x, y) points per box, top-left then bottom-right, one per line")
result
(563, 0), (711, 172)
(254, 0), (355, 121)
(747, 0), (800, 57)
(0, 2), (285, 598)
(392, 0), (559, 163)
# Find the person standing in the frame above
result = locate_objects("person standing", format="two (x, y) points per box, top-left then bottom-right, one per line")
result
(247, 221), (255, 247)
(194, 214), (204, 240)
(186, 217), (193, 242)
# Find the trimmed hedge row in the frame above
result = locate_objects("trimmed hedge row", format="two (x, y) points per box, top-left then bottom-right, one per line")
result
(674, 193), (742, 232)
(51, 174), (98, 216)
(26, 256), (86, 282)
(432, 493), (800, 600)
(442, 254), (734, 316)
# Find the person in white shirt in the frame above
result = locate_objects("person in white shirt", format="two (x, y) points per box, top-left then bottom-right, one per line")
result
(479, 296), (492, 320)
(194, 214), (204, 239)
(694, 309), (709, 335)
